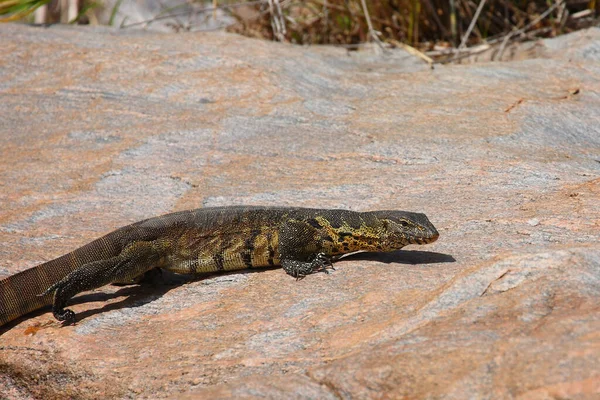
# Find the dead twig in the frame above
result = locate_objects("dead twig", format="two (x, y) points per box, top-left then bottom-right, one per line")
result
(268, 0), (287, 41)
(359, 0), (386, 53)
(429, 43), (492, 64)
(551, 88), (581, 100)
(388, 38), (434, 68)
(458, 0), (488, 50)
(496, 0), (565, 60)
(505, 98), (524, 113)
(433, 0), (567, 64)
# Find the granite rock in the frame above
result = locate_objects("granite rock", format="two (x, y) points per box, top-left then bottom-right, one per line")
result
(0, 24), (598, 399)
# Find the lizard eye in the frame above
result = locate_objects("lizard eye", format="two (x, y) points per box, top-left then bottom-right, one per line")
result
(398, 220), (410, 227)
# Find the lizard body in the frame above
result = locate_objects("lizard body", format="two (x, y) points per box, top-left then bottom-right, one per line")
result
(0, 206), (439, 327)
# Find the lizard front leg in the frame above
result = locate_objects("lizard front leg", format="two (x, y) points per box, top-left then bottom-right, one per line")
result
(41, 241), (162, 324)
(278, 220), (334, 279)
(281, 252), (334, 279)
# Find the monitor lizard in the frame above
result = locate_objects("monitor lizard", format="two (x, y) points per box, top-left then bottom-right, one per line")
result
(0, 206), (439, 327)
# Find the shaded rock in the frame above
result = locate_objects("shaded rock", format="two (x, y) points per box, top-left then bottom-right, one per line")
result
(0, 23), (599, 399)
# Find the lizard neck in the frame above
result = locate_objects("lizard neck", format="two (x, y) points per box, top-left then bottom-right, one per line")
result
(310, 215), (392, 256)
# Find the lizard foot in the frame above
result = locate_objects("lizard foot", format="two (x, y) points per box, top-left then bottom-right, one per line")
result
(54, 308), (76, 325)
(282, 253), (335, 280)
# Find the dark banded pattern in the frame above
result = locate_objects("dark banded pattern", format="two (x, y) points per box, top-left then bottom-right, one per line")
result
(1, 206), (438, 327)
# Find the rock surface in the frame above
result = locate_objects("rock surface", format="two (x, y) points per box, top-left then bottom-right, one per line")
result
(0, 23), (599, 399)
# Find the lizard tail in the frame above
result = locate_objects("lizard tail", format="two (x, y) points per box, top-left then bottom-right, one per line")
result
(0, 256), (70, 328)
(0, 233), (123, 328)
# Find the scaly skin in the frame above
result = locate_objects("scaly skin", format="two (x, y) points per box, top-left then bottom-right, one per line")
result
(0, 206), (439, 327)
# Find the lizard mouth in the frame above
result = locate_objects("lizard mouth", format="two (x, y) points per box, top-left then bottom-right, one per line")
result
(428, 231), (440, 243)
(410, 231), (439, 245)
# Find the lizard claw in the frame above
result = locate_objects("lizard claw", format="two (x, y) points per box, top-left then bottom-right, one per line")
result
(310, 252), (334, 274)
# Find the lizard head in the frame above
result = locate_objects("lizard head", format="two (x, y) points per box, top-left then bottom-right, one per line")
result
(372, 210), (439, 250)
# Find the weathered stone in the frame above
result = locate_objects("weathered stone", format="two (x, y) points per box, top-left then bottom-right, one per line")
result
(0, 23), (598, 399)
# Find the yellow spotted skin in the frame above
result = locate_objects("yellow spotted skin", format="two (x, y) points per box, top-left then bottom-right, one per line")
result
(1, 206), (438, 327)
(313, 215), (387, 255)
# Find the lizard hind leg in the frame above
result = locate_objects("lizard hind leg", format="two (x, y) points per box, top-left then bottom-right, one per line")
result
(111, 267), (164, 286)
(41, 241), (161, 324)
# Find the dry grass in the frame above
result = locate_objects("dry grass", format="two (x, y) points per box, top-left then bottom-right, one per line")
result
(227, 0), (598, 48)
(1, 0), (598, 61)
(223, 0), (598, 62)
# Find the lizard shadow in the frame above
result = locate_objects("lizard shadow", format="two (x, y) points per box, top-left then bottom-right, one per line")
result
(342, 249), (455, 265)
(72, 251), (453, 323)
(1, 251), (452, 332)
(0, 275), (189, 334)
(69, 267), (280, 324)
